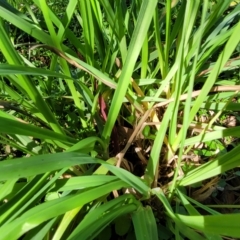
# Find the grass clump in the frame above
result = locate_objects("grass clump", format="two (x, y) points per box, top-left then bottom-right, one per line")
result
(0, 0), (240, 239)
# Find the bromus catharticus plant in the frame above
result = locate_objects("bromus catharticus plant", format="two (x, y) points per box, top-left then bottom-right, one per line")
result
(0, 0), (240, 239)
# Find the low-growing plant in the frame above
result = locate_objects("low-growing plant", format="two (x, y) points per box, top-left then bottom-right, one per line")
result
(0, 0), (240, 239)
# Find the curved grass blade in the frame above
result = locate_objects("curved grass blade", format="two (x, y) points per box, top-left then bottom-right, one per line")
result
(0, 64), (72, 79)
(0, 152), (99, 181)
(51, 175), (118, 192)
(176, 213), (240, 238)
(173, 19), (240, 151)
(132, 205), (158, 240)
(0, 117), (76, 147)
(0, 4), (53, 44)
(102, 0), (158, 142)
(152, 188), (206, 240)
(179, 144), (240, 186)
(68, 195), (138, 240)
(0, 21), (63, 134)
(184, 126), (240, 146)
(66, 137), (106, 153)
(102, 163), (150, 197)
(0, 180), (128, 240)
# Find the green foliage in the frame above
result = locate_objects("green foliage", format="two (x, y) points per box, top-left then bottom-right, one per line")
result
(0, 0), (240, 239)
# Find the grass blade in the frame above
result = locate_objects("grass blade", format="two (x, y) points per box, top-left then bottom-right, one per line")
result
(102, 0), (158, 142)
(132, 206), (158, 240)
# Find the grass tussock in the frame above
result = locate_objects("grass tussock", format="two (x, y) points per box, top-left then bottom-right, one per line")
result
(0, 0), (240, 239)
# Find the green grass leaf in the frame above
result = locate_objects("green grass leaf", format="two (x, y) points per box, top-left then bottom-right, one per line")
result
(132, 206), (158, 240)
(0, 180), (128, 239)
(0, 152), (98, 181)
(102, 0), (158, 142)
(177, 213), (240, 238)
